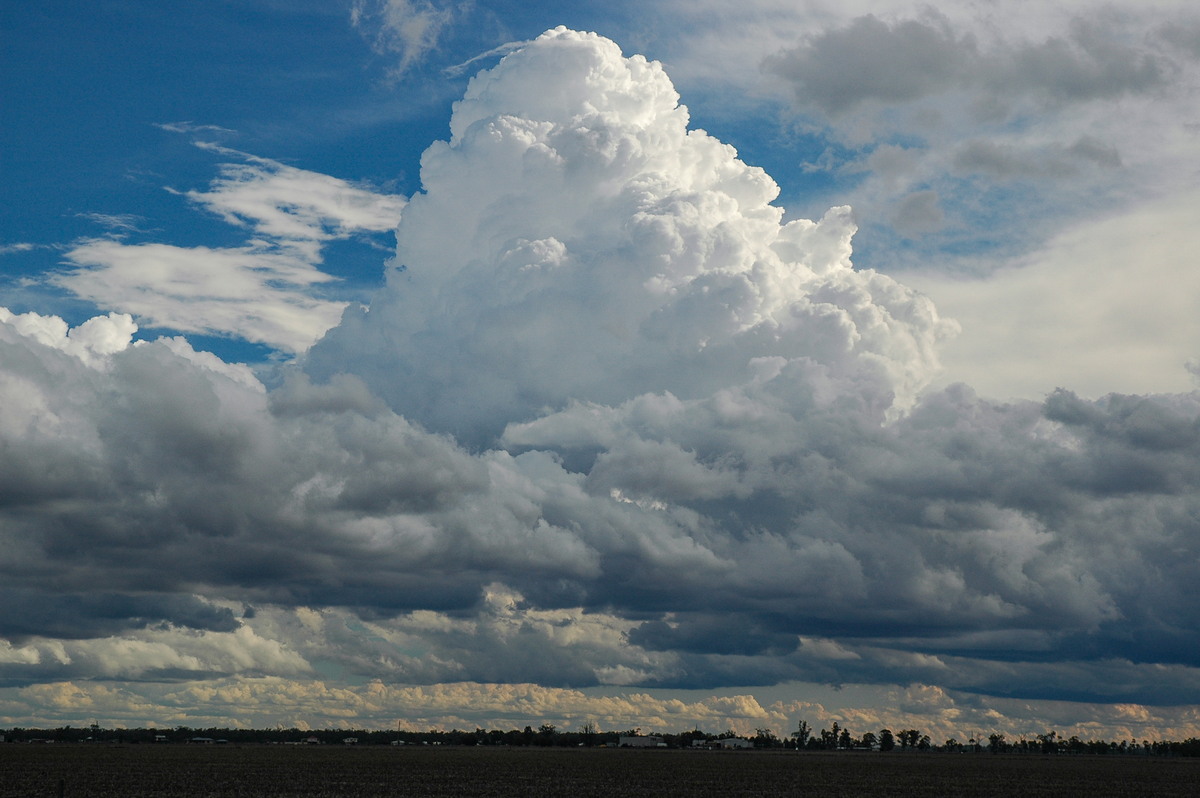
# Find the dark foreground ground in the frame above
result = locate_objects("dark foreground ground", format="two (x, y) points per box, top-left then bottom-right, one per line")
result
(3, 744), (1198, 798)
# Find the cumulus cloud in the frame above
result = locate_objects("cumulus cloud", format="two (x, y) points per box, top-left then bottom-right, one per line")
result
(0, 307), (135, 368)
(306, 27), (954, 444)
(3, 27), (1200, 735)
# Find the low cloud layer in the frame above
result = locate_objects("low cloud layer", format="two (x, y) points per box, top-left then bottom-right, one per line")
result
(2, 27), (1199, 736)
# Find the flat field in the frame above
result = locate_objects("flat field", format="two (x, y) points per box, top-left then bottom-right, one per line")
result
(2, 745), (1198, 798)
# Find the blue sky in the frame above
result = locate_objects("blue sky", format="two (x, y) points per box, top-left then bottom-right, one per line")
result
(3, 1), (1200, 741)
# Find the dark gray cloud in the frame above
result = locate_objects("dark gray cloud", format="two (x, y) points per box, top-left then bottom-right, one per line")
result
(764, 13), (1174, 118)
(0, 591), (239, 641)
(763, 14), (975, 115)
(889, 189), (944, 236)
(4, 296), (1200, 705)
(952, 136), (1122, 179)
(1156, 19), (1200, 59)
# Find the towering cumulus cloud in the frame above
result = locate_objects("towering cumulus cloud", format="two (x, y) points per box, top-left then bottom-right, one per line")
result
(306, 28), (953, 445)
(2, 28), (1200, 733)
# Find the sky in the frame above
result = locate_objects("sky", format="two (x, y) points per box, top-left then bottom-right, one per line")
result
(2, 0), (1200, 742)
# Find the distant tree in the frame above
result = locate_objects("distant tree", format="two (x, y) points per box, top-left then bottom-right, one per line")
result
(879, 729), (896, 752)
(1037, 731), (1059, 755)
(944, 737), (960, 752)
(861, 731), (877, 750)
(838, 729), (852, 750)
(896, 729), (922, 750)
(754, 728), (780, 748)
(791, 720), (811, 749)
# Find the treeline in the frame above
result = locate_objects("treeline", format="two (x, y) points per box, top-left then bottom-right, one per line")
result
(4, 723), (1199, 757)
(785, 721), (1200, 758)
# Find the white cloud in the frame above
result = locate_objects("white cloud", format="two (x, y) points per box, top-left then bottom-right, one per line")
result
(0, 307), (136, 368)
(351, 0), (454, 77)
(306, 27), (955, 444)
(4, 625), (309, 682)
(906, 189), (1200, 399)
(185, 146), (406, 245)
(58, 240), (346, 354)
(155, 121), (237, 136)
(76, 213), (148, 233)
(53, 151), (405, 354)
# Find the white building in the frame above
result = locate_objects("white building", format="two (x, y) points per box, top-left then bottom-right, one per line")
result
(719, 738), (753, 749)
(619, 735), (667, 748)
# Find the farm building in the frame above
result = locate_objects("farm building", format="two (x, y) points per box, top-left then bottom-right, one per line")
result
(691, 738), (754, 750)
(618, 735), (667, 748)
(720, 738), (753, 749)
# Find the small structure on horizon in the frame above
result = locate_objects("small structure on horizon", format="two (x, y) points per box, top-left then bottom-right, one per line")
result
(719, 738), (753, 749)
(619, 735), (667, 748)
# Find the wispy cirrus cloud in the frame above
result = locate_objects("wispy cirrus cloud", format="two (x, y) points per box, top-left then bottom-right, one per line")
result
(154, 121), (237, 136)
(185, 144), (406, 249)
(53, 146), (405, 354)
(57, 240), (346, 354)
(351, 0), (455, 78)
(76, 212), (149, 233)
